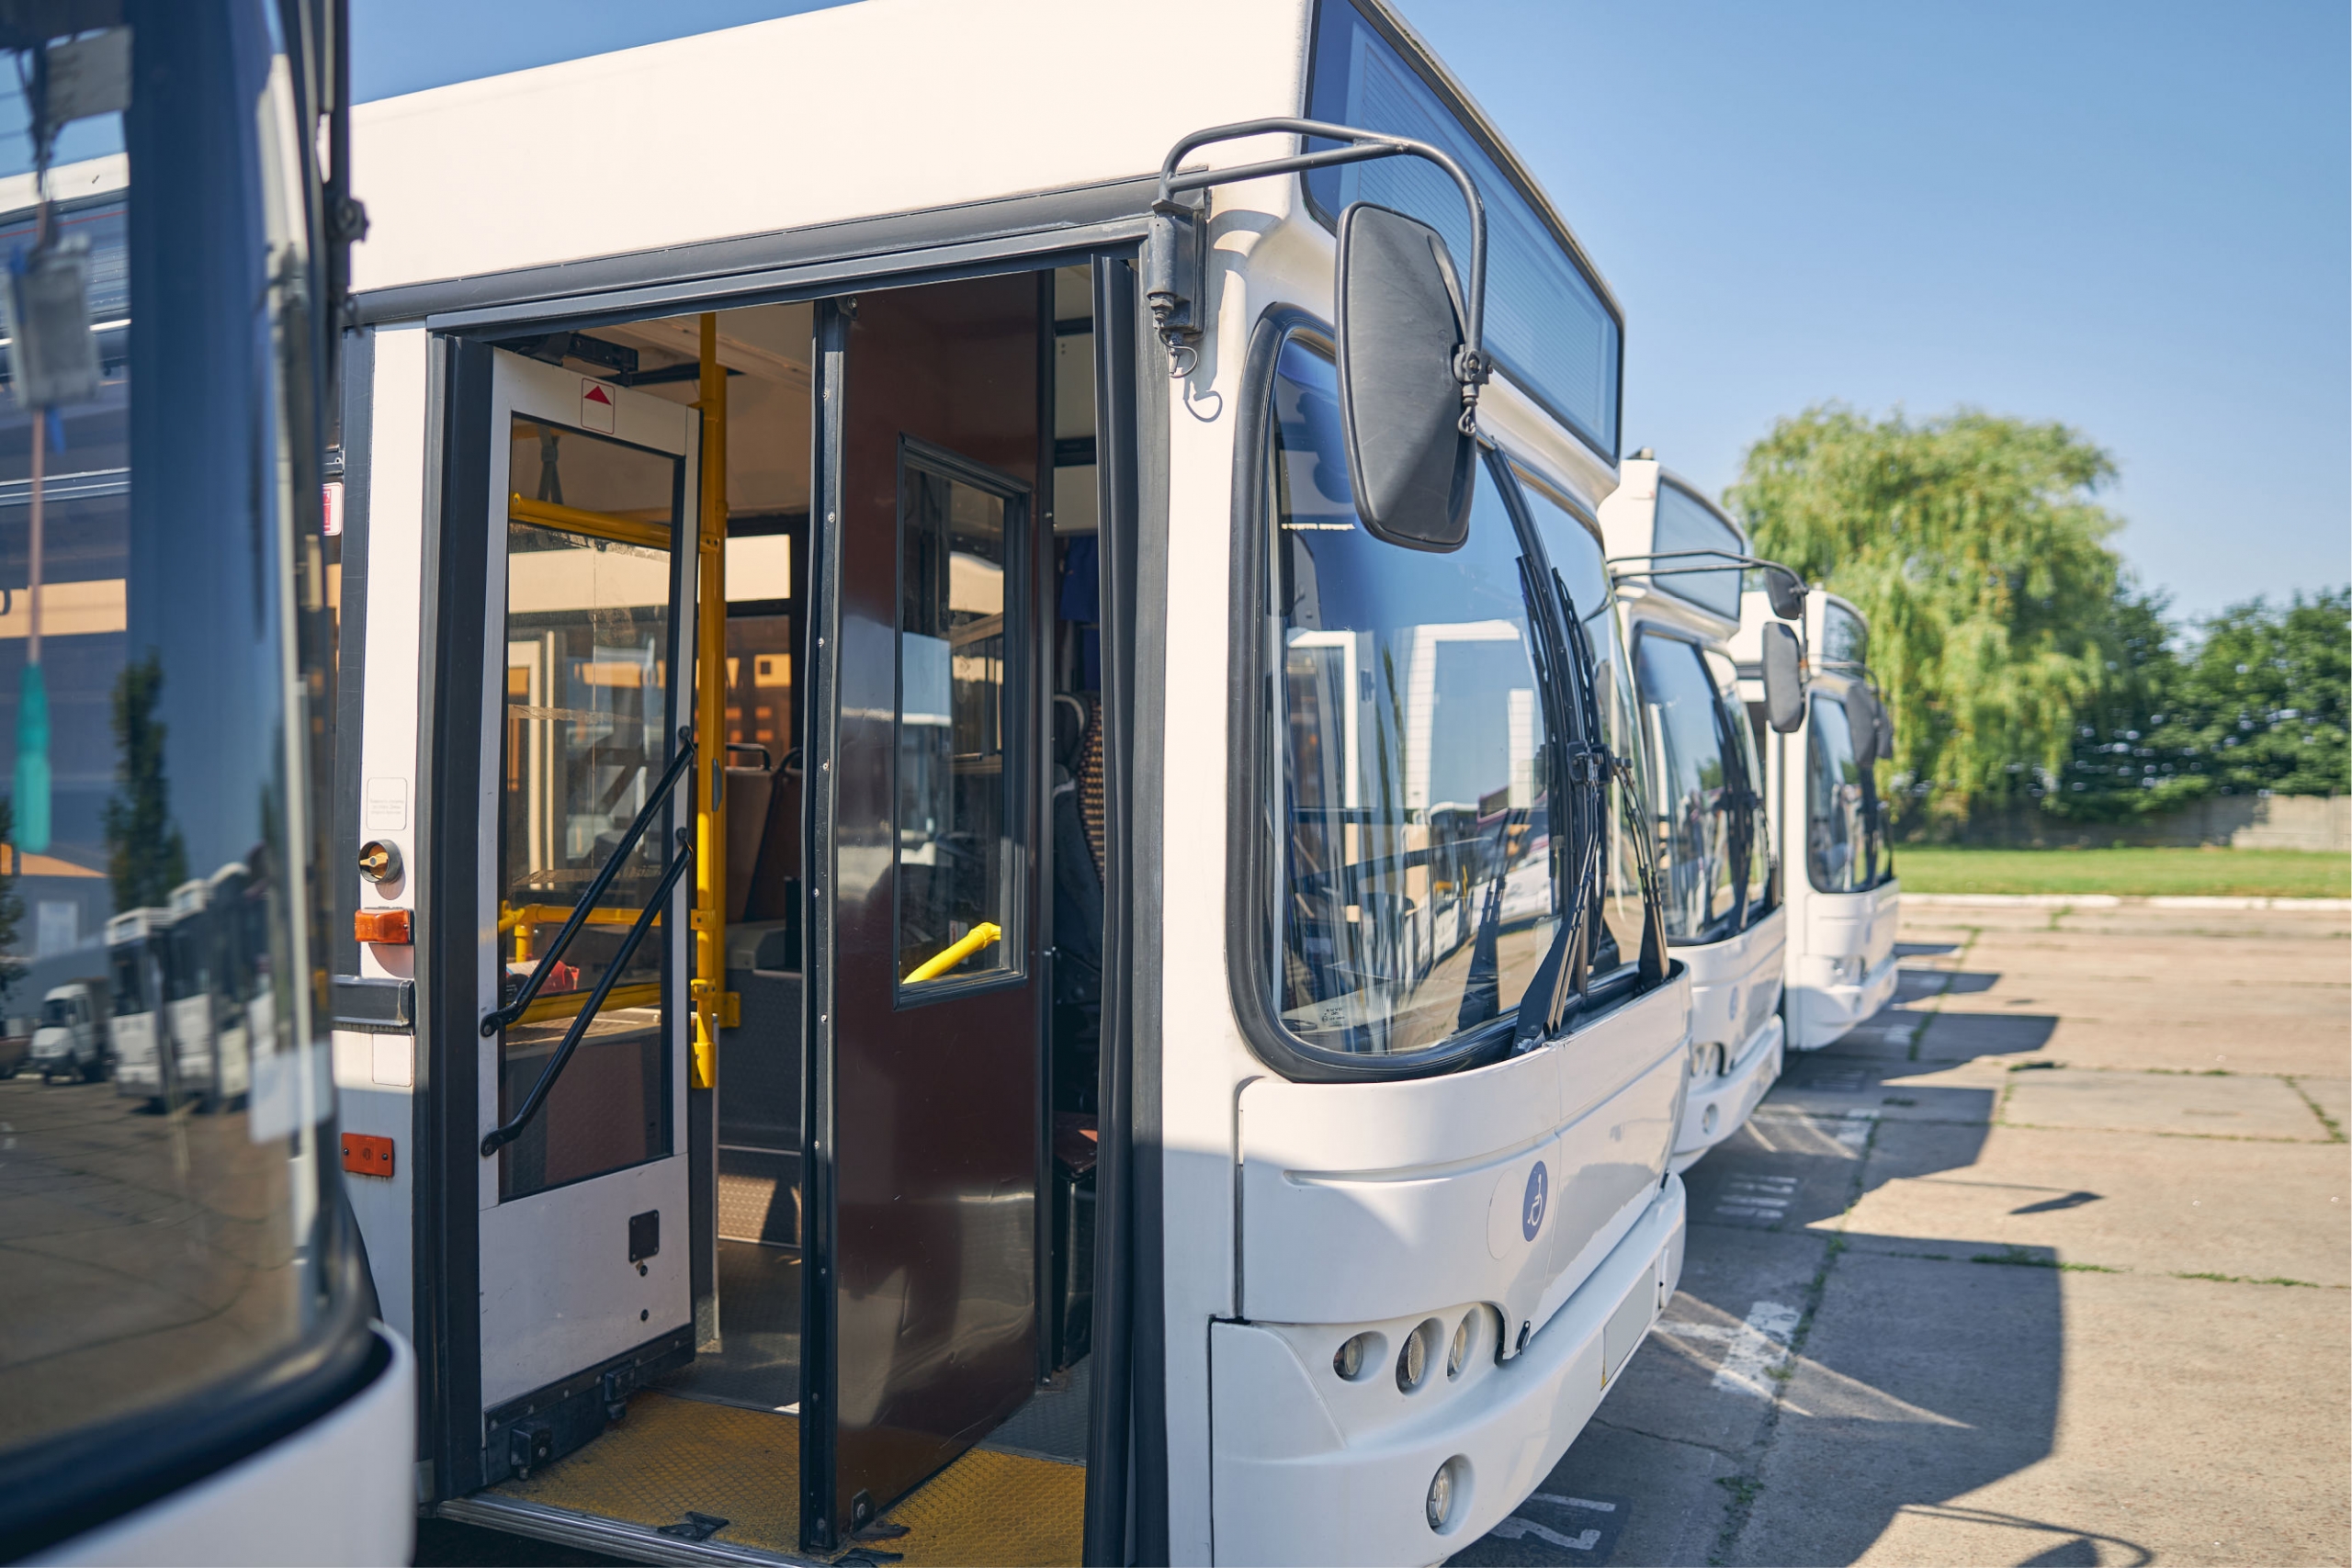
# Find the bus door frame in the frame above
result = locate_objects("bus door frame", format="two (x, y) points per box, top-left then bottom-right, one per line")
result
(413, 338), (702, 1499)
(403, 243), (1168, 1538)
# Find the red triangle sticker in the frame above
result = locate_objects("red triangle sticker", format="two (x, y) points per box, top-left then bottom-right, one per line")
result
(583, 385), (614, 405)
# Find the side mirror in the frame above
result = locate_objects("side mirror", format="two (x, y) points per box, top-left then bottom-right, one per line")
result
(1760, 622), (1805, 733)
(1874, 694), (1896, 764)
(1762, 566), (1807, 623)
(1335, 201), (1475, 553)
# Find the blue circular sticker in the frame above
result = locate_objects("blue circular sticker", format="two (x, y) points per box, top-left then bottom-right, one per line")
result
(1522, 1161), (1549, 1241)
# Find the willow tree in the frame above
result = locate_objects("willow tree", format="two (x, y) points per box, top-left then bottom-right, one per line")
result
(1725, 406), (2127, 832)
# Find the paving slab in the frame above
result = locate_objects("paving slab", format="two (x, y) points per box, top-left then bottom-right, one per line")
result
(1735, 1257), (2350, 1567)
(1449, 1424), (1722, 1568)
(2001, 1067), (2334, 1141)
(1842, 1120), (2352, 1286)
(1613, 1228), (1836, 1455)
(2292, 1075), (2348, 1135)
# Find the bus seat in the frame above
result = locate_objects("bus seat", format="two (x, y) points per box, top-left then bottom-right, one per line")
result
(741, 753), (803, 923)
(724, 761), (774, 925)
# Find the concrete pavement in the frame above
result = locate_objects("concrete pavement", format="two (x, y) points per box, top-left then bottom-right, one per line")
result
(1459, 902), (2350, 1566)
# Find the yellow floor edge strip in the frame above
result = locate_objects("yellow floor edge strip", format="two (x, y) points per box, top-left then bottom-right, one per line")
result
(486, 1391), (1082, 1566)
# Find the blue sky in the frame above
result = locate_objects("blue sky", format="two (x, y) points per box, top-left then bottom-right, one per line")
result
(77, 0), (2352, 619)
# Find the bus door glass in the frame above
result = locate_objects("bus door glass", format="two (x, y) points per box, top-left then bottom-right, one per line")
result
(473, 349), (697, 1422)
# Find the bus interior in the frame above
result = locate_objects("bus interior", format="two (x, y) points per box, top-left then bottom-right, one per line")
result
(430, 263), (1112, 1560)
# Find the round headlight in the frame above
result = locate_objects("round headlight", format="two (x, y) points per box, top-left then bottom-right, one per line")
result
(1447, 1314), (1472, 1379)
(1333, 1332), (1375, 1382)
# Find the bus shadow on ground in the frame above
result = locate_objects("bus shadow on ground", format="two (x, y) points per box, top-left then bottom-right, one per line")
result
(1453, 982), (2100, 1566)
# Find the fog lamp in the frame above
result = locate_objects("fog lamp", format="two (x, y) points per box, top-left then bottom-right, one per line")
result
(1426, 1464), (1452, 1530)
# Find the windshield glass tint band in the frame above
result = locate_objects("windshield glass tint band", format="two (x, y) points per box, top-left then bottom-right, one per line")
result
(1305, 0), (1623, 457)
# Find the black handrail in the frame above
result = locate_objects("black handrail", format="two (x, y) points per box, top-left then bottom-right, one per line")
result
(481, 728), (695, 1037)
(482, 826), (695, 1157)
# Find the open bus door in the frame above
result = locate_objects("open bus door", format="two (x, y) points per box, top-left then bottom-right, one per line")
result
(799, 277), (1052, 1549)
(433, 346), (703, 1483)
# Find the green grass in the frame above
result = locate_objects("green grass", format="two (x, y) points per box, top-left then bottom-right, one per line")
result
(1893, 846), (2349, 899)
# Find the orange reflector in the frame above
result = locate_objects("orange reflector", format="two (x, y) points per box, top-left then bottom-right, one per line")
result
(355, 908), (412, 945)
(341, 1133), (394, 1179)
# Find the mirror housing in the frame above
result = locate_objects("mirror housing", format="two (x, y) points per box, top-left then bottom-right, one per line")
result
(1335, 201), (1476, 552)
(1760, 622), (1805, 733)
(1763, 565), (1807, 623)
(1874, 694), (1896, 765)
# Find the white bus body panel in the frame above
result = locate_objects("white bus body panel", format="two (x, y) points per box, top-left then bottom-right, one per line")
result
(110, 1011), (160, 1097)
(1786, 880), (1901, 1050)
(332, 326), (430, 1348)
(1212, 1178), (1683, 1566)
(1668, 909), (1788, 1171)
(40, 1326), (417, 1568)
(350, 0), (1316, 297)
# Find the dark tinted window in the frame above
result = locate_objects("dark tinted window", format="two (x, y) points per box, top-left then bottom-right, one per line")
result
(0, 6), (366, 1542)
(1651, 482), (1744, 621)
(1306, 0), (1622, 455)
(1822, 601), (1868, 670)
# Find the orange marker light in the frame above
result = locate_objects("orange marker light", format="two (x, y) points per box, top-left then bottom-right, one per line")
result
(341, 1133), (394, 1178)
(355, 908), (412, 945)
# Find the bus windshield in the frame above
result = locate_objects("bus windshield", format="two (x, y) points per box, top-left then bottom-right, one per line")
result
(1269, 338), (1559, 1061)
(1635, 631), (1740, 940)
(1807, 692), (1887, 893)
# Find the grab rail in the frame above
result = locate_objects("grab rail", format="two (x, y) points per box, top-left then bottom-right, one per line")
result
(480, 728), (695, 1038)
(482, 827), (696, 1157)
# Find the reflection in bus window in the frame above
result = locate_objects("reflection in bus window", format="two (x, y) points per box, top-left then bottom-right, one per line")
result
(896, 447), (1021, 990)
(1510, 473), (1651, 989)
(0, 16), (361, 1495)
(1806, 692), (1884, 894)
(496, 417), (679, 1199)
(1270, 341), (1557, 1058)
(1635, 634), (1737, 941)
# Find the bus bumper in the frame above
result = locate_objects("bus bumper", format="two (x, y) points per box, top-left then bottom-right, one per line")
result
(1209, 1177), (1687, 1567)
(1787, 947), (1900, 1051)
(1669, 1015), (1783, 1174)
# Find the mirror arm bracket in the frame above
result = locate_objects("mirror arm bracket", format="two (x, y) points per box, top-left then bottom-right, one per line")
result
(1149, 118), (1488, 405)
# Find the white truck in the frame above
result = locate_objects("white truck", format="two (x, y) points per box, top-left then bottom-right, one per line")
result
(27, 978), (110, 1082)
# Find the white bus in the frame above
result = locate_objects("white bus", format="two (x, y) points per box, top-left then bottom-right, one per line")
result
(1732, 587), (1901, 1050)
(0, 1), (414, 1562)
(105, 906), (172, 1106)
(331, 1), (1695, 1561)
(1599, 456), (1800, 1168)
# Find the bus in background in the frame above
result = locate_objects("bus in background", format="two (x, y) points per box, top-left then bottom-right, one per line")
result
(1731, 587), (1900, 1050)
(1600, 456), (1803, 1167)
(332, 1), (1691, 1561)
(0, 1), (415, 1562)
(105, 905), (171, 1107)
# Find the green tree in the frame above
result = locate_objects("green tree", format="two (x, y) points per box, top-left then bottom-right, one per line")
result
(2047, 581), (2193, 818)
(2148, 589), (2349, 798)
(104, 656), (187, 911)
(1727, 406), (2129, 832)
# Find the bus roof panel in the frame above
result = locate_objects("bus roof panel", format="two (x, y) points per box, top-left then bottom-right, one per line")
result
(351, 0), (1314, 298)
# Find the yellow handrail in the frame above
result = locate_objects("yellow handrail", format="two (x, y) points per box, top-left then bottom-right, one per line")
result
(509, 493), (670, 551)
(904, 921), (1002, 985)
